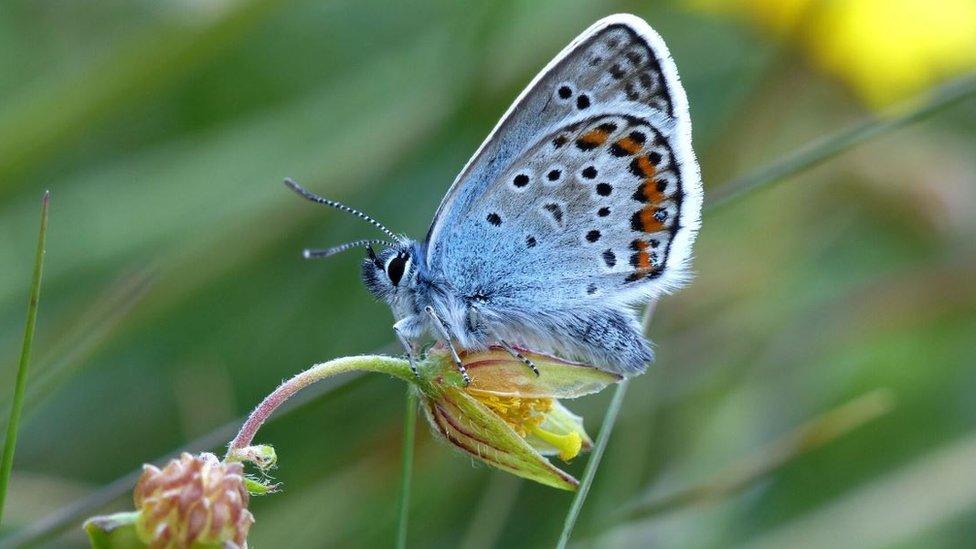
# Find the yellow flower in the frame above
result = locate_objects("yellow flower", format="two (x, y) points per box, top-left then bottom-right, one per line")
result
(418, 346), (621, 490)
(691, 0), (976, 108)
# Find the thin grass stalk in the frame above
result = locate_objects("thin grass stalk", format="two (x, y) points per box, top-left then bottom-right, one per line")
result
(619, 388), (895, 521)
(555, 378), (629, 549)
(0, 191), (49, 526)
(395, 388), (419, 549)
(709, 73), (976, 210)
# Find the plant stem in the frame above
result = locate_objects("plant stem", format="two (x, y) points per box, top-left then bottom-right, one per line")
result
(556, 378), (629, 549)
(225, 355), (412, 457)
(619, 388), (895, 521)
(0, 191), (49, 527)
(395, 387), (418, 549)
(555, 303), (655, 548)
(708, 73), (976, 211)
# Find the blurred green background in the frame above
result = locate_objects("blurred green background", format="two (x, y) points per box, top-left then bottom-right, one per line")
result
(1, 0), (976, 547)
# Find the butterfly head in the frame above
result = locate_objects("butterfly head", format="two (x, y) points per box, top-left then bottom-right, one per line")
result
(361, 241), (421, 301)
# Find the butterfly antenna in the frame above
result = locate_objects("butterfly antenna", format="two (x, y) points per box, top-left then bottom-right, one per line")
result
(283, 178), (399, 241)
(303, 239), (394, 260)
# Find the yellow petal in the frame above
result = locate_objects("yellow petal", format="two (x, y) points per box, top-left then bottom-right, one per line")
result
(529, 425), (582, 462)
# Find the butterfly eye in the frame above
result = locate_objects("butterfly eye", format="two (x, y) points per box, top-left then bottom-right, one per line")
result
(385, 252), (410, 287)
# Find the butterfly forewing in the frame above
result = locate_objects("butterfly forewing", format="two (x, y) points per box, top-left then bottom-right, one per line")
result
(426, 14), (701, 310)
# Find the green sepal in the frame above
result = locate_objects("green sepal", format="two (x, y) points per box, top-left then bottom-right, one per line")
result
(84, 512), (144, 549)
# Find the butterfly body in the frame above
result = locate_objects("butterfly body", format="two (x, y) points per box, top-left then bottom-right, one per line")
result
(299, 14), (702, 377)
(360, 239), (654, 374)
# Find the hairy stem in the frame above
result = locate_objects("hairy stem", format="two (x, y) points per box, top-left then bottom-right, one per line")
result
(225, 355), (412, 457)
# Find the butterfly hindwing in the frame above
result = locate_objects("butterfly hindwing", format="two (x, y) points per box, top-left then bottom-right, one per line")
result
(481, 114), (685, 295)
(426, 14), (701, 309)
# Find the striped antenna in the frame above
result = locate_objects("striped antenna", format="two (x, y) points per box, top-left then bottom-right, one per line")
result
(283, 178), (399, 241)
(303, 239), (394, 259)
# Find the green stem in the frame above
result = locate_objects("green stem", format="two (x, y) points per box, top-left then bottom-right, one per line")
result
(395, 387), (418, 549)
(0, 191), (49, 527)
(708, 73), (976, 211)
(555, 303), (654, 548)
(556, 378), (629, 549)
(619, 389), (895, 521)
(225, 355), (413, 458)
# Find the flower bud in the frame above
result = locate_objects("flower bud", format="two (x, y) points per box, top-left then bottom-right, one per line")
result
(133, 452), (253, 548)
(418, 346), (621, 490)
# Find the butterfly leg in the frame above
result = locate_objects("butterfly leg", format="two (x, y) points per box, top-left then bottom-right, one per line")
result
(498, 340), (540, 377)
(424, 305), (470, 385)
(392, 320), (419, 379)
(466, 301), (539, 377)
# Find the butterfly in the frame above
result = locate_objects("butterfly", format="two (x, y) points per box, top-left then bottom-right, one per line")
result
(285, 14), (702, 383)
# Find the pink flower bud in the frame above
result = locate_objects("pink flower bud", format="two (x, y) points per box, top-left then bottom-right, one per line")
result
(133, 452), (254, 548)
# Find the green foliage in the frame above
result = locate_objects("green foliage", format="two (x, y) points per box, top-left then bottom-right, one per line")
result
(1, 1), (975, 547)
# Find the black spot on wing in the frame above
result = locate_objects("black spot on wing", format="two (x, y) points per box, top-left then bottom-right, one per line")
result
(544, 203), (563, 225)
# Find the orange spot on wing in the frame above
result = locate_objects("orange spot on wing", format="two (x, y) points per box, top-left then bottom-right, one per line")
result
(635, 155), (656, 177)
(614, 137), (643, 155)
(637, 250), (651, 269)
(639, 206), (665, 233)
(578, 129), (609, 147)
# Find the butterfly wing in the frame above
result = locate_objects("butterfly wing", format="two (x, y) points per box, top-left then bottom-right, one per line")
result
(423, 15), (701, 369)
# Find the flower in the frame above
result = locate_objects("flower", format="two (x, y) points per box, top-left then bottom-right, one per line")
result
(84, 452), (255, 548)
(132, 452), (254, 548)
(416, 346), (622, 490)
(691, 0), (976, 108)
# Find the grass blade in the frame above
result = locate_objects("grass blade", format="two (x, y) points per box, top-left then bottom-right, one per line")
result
(0, 191), (50, 527)
(556, 378), (629, 549)
(619, 389), (895, 521)
(708, 73), (976, 211)
(556, 302), (655, 548)
(395, 388), (418, 549)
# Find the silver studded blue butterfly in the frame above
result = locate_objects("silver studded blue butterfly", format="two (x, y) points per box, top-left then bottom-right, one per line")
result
(286, 14), (703, 383)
